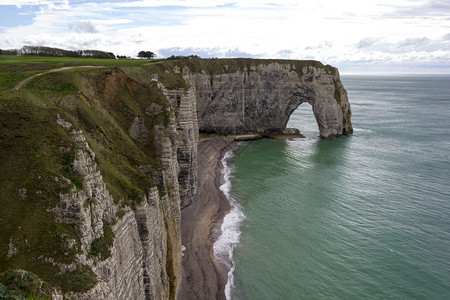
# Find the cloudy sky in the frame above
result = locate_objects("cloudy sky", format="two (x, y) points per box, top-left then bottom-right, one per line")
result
(0, 0), (449, 73)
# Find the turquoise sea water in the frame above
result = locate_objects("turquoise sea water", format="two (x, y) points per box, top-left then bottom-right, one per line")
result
(220, 75), (450, 299)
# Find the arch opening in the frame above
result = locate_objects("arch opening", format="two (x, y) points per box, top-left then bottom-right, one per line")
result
(286, 102), (320, 138)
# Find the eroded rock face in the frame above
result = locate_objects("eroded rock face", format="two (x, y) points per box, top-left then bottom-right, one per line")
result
(157, 83), (198, 209)
(122, 68), (199, 209)
(54, 116), (174, 300)
(188, 63), (352, 138)
(54, 66), (201, 300)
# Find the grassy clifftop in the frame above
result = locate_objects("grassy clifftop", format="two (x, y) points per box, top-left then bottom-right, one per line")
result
(0, 55), (335, 89)
(0, 59), (173, 296)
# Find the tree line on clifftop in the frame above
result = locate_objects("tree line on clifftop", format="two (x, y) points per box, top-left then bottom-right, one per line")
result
(0, 46), (202, 60)
(0, 46), (115, 59)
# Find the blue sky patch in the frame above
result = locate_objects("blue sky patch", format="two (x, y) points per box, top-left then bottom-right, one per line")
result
(0, 5), (37, 29)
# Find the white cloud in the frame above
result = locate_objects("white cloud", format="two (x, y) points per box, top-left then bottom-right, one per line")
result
(0, 0), (59, 5)
(0, 0), (70, 9)
(356, 38), (383, 49)
(397, 37), (431, 48)
(0, 0), (449, 73)
(70, 21), (98, 33)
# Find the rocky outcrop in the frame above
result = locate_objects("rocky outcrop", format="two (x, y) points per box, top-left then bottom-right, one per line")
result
(51, 67), (201, 299)
(156, 80), (198, 209)
(121, 67), (199, 209)
(188, 62), (352, 138)
(54, 115), (177, 300)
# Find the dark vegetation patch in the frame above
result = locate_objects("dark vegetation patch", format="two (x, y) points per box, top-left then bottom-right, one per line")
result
(116, 209), (126, 220)
(60, 148), (83, 189)
(141, 62), (189, 90)
(89, 221), (114, 260)
(55, 264), (97, 293)
(0, 269), (53, 299)
(333, 79), (342, 104)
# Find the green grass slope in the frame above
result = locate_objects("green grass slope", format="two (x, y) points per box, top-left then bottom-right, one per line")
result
(0, 62), (171, 296)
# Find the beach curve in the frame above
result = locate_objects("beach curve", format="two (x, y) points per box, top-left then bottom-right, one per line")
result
(177, 138), (237, 300)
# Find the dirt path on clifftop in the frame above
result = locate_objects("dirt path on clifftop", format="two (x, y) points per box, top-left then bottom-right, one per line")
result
(178, 138), (236, 300)
(13, 66), (104, 90)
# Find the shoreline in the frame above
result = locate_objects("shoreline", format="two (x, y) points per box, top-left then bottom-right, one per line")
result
(177, 138), (237, 300)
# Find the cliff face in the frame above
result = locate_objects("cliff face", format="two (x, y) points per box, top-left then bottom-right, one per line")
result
(189, 61), (352, 138)
(65, 69), (197, 300)
(0, 67), (194, 300)
(0, 58), (351, 299)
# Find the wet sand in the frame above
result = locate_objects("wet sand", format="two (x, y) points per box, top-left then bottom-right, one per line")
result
(177, 138), (236, 300)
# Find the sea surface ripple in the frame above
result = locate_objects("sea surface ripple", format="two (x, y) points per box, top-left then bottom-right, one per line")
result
(226, 75), (450, 299)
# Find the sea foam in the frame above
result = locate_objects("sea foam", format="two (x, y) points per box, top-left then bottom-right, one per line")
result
(213, 150), (245, 300)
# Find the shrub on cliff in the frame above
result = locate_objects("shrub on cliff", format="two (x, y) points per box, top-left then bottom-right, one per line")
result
(138, 51), (156, 59)
(0, 270), (53, 299)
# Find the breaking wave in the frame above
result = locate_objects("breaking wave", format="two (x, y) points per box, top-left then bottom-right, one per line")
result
(213, 150), (245, 300)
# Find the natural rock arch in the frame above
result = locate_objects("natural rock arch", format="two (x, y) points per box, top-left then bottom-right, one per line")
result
(285, 102), (319, 134)
(187, 62), (353, 139)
